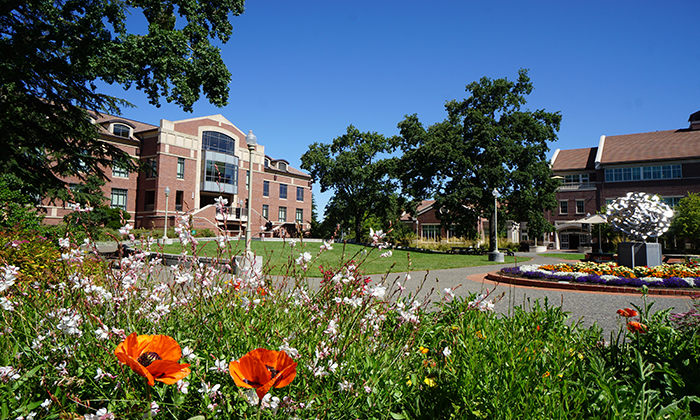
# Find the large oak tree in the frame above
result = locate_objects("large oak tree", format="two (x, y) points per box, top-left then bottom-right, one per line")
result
(0, 0), (244, 202)
(397, 69), (561, 250)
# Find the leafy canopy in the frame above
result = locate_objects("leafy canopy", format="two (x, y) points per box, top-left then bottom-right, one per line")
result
(670, 193), (700, 248)
(0, 0), (245, 202)
(398, 69), (561, 249)
(301, 125), (402, 242)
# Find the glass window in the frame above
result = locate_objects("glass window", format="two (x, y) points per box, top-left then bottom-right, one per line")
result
(202, 131), (236, 155)
(279, 184), (287, 199)
(263, 181), (270, 197)
(296, 186), (304, 201)
(576, 200), (585, 214)
(278, 206), (287, 222)
(295, 208), (303, 223)
(262, 204), (269, 219)
(559, 200), (568, 215)
(175, 191), (183, 211)
(146, 158), (157, 178)
(110, 188), (127, 210)
(205, 160), (238, 185)
(112, 164), (129, 178)
(279, 162), (287, 171)
(113, 123), (130, 138)
(145, 190), (155, 211)
(177, 158), (185, 179)
(663, 197), (682, 209)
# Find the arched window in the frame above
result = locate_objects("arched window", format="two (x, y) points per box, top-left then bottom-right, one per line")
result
(203, 131), (236, 155)
(113, 123), (130, 138)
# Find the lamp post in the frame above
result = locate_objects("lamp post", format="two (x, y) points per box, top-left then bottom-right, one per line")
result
(163, 186), (171, 241)
(244, 130), (257, 255)
(489, 188), (504, 262)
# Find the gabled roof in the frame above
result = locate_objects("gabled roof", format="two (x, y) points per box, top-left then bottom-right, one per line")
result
(91, 111), (158, 134)
(551, 147), (597, 171)
(599, 129), (700, 165)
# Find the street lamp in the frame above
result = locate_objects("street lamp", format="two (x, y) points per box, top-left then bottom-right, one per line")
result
(492, 188), (500, 253)
(163, 186), (171, 240)
(244, 130), (257, 254)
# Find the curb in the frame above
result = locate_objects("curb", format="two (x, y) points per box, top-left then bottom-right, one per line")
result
(486, 272), (700, 297)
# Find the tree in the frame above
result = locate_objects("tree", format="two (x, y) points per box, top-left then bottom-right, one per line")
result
(670, 193), (700, 249)
(0, 174), (45, 231)
(397, 69), (561, 251)
(0, 0), (245, 203)
(301, 125), (402, 242)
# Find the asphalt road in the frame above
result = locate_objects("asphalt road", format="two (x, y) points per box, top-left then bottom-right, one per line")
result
(369, 252), (696, 339)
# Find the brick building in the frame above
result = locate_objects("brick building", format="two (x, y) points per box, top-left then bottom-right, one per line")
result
(548, 110), (700, 249)
(41, 113), (313, 238)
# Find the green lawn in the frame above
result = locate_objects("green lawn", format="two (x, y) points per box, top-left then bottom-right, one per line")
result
(540, 252), (585, 261)
(154, 239), (527, 276)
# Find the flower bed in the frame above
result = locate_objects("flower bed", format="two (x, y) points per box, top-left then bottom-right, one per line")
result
(502, 261), (700, 289)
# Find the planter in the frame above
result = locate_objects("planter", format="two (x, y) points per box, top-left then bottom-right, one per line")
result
(617, 242), (662, 268)
(529, 245), (547, 253)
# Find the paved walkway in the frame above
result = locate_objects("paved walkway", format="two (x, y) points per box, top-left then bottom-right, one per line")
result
(371, 252), (696, 339)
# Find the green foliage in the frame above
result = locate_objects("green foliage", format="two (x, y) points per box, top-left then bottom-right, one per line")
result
(0, 229), (64, 282)
(63, 176), (130, 236)
(0, 174), (44, 231)
(0, 0), (245, 202)
(301, 125), (404, 242)
(398, 69), (561, 252)
(670, 193), (700, 249)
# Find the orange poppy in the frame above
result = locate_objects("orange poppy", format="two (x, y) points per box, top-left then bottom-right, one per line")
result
(616, 308), (638, 318)
(229, 348), (297, 400)
(627, 321), (648, 333)
(114, 333), (191, 386)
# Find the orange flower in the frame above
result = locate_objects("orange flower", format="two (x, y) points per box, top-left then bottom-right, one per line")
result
(616, 308), (638, 318)
(229, 348), (297, 400)
(114, 333), (191, 386)
(627, 321), (648, 333)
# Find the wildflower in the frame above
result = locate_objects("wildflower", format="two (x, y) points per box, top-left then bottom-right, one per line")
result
(177, 379), (189, 394)
(243, 389), (280, 412)
(320, 240), (333, 251)
(616, 308), (639, 318)
(41, 399), (52, 410)
(0, 297), (15, 312)
(210, 359), (228, 373)
(95, 327), (110, 340)
(380, 250), (393, 258)
(419, 346), (429, 354)
(364, 385), (372, 393)
(118, 224), (133, 236)
(369, 285), (386, 299)
(229, 348), (297, 400)
(198, 381), (221, 398)
(423, 376), (437, 387)
(442, 347), (451, 357)
(338, 380), (354, 391)
(83, 408), (115, 420)
(542, 371), (550, 378)
(0, 366), (20, 382)
(114, 333), (191, 386)
(0, 265), (18, 292)
(182, 346), (196, 360)
(627, 321), (648, 333)
(288, 239), (298, 248)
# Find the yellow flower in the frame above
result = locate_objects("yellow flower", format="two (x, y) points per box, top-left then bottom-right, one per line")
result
(476, 330), (485, 340)
(419, 346), (429, 354)
(424, 376), (437, 387)
(542, 371), (550, 378)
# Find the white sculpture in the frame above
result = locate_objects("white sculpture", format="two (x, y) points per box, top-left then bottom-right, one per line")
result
(606, 192), (674, 241)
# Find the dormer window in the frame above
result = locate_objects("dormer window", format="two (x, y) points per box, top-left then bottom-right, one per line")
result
(265, 158), (270, 168)
(690, 110), (700, 131)
(113, 123), (131, 138)
(278, 162), (287, 171)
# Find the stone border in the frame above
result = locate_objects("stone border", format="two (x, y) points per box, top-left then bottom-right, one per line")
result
(486, 271), (700, 297)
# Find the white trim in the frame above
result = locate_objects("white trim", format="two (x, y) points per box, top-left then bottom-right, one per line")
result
(594, 135), (605, 169)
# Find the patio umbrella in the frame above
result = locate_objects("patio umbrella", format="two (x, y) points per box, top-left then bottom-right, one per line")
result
(569, 213), (608, 253)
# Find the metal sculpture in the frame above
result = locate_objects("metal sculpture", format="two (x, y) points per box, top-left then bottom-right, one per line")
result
(605, 192), (674, 241)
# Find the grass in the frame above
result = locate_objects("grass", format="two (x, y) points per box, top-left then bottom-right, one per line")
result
(154, 239), (527, 276)
(540, 253), (585, 261)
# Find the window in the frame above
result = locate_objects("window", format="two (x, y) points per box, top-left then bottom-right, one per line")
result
(177, 158), (185, 179)
(202, 131), (237, 155)
(278, 162), (287, 171)
(296, 186), (304, 201)
(559, 200), (568, 215)
(279, 184), (287, 199)
(295, 208), (303, 223)
(422, 225), (440, 241)
(262, 204), (269, 219)
(112, 164), (129, 178)
(175, 191), (183, 211)
(146, 158), (157, 178)
(265, 159), (270, 168)
(564, 174), (589, 184)
(263, 181), (270, 197)
(113, 123), (130, 138)
(605, 164), (681, 182)
(576, 200), (585, 214)
(205, 160), (238, 185)
(278, 206), (287, 222)
(663, 197), (682, 209)
(145, 190), (155, 211)
(110, 188), (127, 210)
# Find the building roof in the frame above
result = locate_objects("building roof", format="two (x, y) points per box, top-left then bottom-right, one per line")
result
(91, 112), (158, 134)
(600, 129), (700, 165)
(551, 147), (597, 171)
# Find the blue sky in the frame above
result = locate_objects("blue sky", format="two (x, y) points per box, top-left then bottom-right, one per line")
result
(102, 0), (700, 218)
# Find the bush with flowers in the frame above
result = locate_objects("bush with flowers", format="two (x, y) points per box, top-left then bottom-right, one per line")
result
(1, 209), (700, 418)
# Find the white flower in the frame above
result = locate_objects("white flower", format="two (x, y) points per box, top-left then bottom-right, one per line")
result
(320, 240), (333, 251)
(244, 389), (280, 412)
(0, 366), (20, 382)
(41, 399), (52, 410)
(0, 265), (18, 292)
(58, 237), (70, 248)
(209, 359), (228, 373)
(380, 250), (393, 258)
(182, 346), (196, 360)
(198, 381), (221, 398)
(443, 346), (452, 357)
(288, 239), (298, 248)
(369, 285), (386, 299)
(177, 379), (189, 394)
(118, 224), (133, 236)
(95, 327), (110, 340)
(295, 252), (312, 265)
(0, 297), (15, 312)
(338, 380), (354, 392)
(325, 320), (339, 337)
